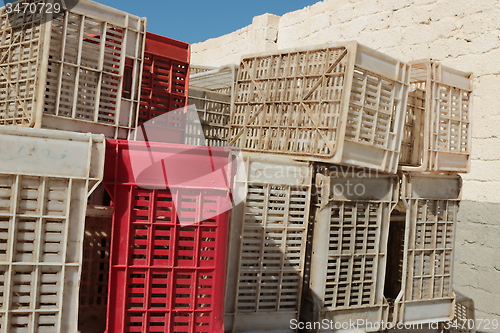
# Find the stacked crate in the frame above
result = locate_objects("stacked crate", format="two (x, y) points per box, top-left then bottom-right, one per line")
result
(187, 65), (236, 146)
(0, 127), (104, 332)
(225, 41), (411, 332)
(389, 60), (473, 326)
(103, 140), (233, 333)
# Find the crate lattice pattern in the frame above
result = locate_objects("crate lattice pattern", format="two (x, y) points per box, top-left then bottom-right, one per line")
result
(187, 89), (231, 147)
(0, 1), (44, 125)
(230, 47), (403, 158)
(139, 53), (188, 126)
(236, 184), (309, 313)
(79, 216), (112, 333)
(405, 199), (457, 301)
(0, 174), (85, 332)
(324, 201), (386, 309)
(400, 88), (425, 166)
(107, 186), (228, 333)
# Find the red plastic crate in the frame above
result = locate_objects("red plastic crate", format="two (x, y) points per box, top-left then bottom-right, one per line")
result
(138, 33), (190, 143)
(104, 140), (232, 333)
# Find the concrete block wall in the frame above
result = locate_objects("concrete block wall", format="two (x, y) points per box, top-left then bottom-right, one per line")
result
(192, 0), (500, 330)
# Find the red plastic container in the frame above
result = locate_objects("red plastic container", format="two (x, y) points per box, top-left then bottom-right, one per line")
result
(104, 140), (232, 333)
(138, 33), (190, 143)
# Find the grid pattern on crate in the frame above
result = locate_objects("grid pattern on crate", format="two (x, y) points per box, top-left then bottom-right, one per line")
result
(0, 174), (86, 332)
(404, 199), (457, 301)
(230, 46), (404, 159)
(187, 89), (230, 146)
(106, 186), (228, 333)
(400, 89), (425, 166)
(444, 292), (476, 333)
(323, 202), (385, 309)
(235, 184), (310, 313)
(0, 2), (146, 138)
(0, 2), (44, 125)
(79, 216), (111, 333)
(138, 53), (188, 126)
(404, 62), (472, 171)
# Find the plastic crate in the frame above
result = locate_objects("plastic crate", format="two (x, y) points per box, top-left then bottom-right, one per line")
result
(399, 60), (472, 172)
(301, 166), (398, 332)
(392, 173), (461, 324)
(229, 42), (410, 173)
(79, 215), (112, 333)
(103, 140), (232, 333)
(136, 33), (190, 143)
(443, 292), (476, 333)
(187, 65), (237, 146)
(0, 126), (105, 332)
(0, 0), (146, 139)
(224, 153), (313, 332)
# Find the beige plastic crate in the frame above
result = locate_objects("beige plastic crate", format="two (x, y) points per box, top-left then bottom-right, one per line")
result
(187, 65), (237, 146)
(0, 126), (104, 332)
(302, 166), (398, 332)
(400, 60), (472, 172)
(392, 173), (461, 325)
(225, 153), (313, 332)
(229, 42), (410, 173)
(0, 0), (146, 139)
(443, 291), (476, 333)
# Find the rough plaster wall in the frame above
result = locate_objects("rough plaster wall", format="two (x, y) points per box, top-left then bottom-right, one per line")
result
(192, 0), (500, 329)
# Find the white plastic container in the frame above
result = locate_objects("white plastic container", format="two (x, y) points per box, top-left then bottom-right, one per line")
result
(0, 0), (146, 139)
(0, 126), (105, 332)
(187, 65), (237, 146)
(444, 291), (476, 333)
(229, 42), (410, 173)
(225, 153), (313, 332)
(303, 166), (398, 332)
(392, 173), (461, 325)
(399, 60), (472, 172)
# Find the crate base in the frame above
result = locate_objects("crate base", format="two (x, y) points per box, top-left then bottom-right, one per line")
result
(225, 312), (297, 333)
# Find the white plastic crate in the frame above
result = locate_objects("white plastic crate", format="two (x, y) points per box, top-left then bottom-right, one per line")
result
(229, 42), (410, 173)
(187, 65), (236, 146)
(78, 215), (111, 333)
(0, 126), (105, 332)
(443, 292), (476, 333)
(225, 153), (313, 332)
(399, 60), (472, 172)
(0, 0), (146, 139)
(303, 167), (398, 332)
(392, 173), (461, 325)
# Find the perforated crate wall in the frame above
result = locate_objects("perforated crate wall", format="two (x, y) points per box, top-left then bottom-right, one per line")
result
(393, 173), (461, 324)
(136, 33), (189, 143)
(0, 127), (105, 332)
(105, 186), (230, 333)
(229, 42), (410, 173)
(444, 292), (476, 333)
(400, 60), (472, 172)
(0, 0), (146, 139)
(303, 168), (397, 332)
(224, 154), (312, 332)
(79, 216), (112, 333)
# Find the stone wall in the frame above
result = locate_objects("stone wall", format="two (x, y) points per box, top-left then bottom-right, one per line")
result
(191, 0), (500, 330)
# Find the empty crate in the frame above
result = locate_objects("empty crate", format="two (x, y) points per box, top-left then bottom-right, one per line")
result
(187, 65), (236, 146)
(0, 0), (146, 139)
(444, 291), (476, 333)
(225, 153), (313, 332)
(400, 60), (472, 172)
(103, 140), (232, 333)
(303, 167), (398, 332)
(0, 126), (104, 332)
(136, 33), (190, 143)
(229, 41), (410, 173)
(392, 173), (461, 324)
